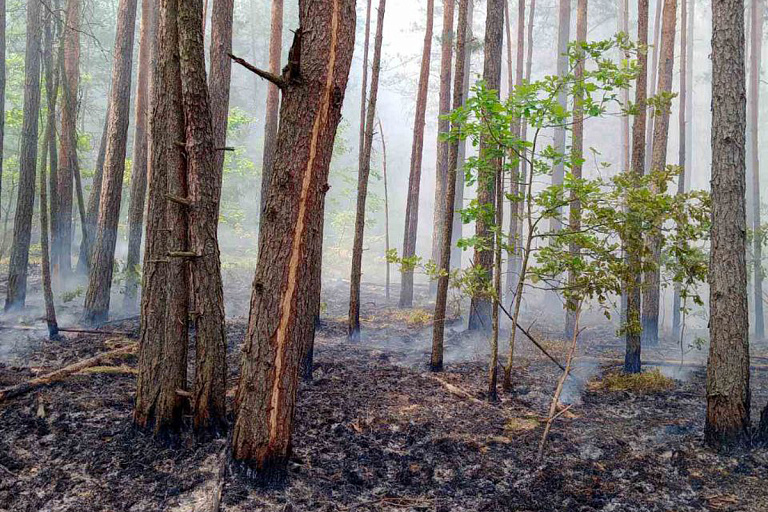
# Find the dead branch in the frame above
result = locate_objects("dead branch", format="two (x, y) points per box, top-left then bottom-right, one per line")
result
(496, 300), (566, 371)
(0, 343), (137, 403)
(228, 53), (287, 89)
(0, 324), (132, 336)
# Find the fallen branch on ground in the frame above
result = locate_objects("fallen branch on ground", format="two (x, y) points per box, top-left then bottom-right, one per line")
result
(0, 342), (137, 403)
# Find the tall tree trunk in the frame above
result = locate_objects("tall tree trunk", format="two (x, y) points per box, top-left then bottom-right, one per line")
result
(231, 0), (356, 480)
(259, 0), (283, 210)
(134, 0), (191, 435)
(684, 0), (693, 188)
(178, 0), (229, 434)
(450, 0), (473, 269)
(432, 0), (469, 373)
(644, 0), (663, 172)
(429, 0), (454, 295)
(706, 0), (749, 448)
(550, 0), (571, 233)
(49, 1), (63, 283)
(40, 7), (60, 339)
(490, 147), (503, 400)
(467, 0), (504, 332)
(379, 118), (390, 302)
(83, 0), (139, 325)
(620, 0), (630, 174)
(624, 0), (649, 374)
(749, 0), (764, 339)
(124, 0), (157, 312)
(76, 110), (108, 276)
(357, 0), (372, 213)
(348, 0), (386, 342)
(4, 0), (42, 311)
(641, 0), (676, 347)
(57, 0), (81, 282)
(564, 0), (587, 340)
(0, 0), (5, 227)
(672, 0), (688, 338)
(399, 0), (435, 308)
(504, 0), (525, 298)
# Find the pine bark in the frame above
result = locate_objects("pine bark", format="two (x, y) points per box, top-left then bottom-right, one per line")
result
(399, 0), (435, 308)
(4, 0), (42, 311)
(83, 0), (139, 325)
(564, 0), (587, 339)
(357, 0), (372, 209)
(231, 0), (356, 479)
(124, 0), (157, 312)
(467, 0), (504, 332)
(624, 0), (649, 374)
(432, 0), (469, 373)
(348, 0), (386, 341)
(450, 0), (473, 268)
(77, 111), (108, 276)
(705, 0), (749, 448)
(749, 0), (764, 339)
(550, 0), (571, 233)
(178, 0), (228, 434)
(259, 0), (283, 210)
(429, 0), (454, 292)
(641, 0), (676, 347)
(133, 0), (191, 435)
(672, 0), (688, 338)
(57, 0), (81, 281)
(644, 0), (663, 172)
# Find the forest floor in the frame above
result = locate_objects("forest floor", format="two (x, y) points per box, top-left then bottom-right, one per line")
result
(2, 275), (768, 511)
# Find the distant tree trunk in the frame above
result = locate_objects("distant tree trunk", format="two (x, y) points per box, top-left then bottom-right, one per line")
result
(564, 0), (587, 340)
(4, 0), (42, 311)
(504, 0), (525, 298)
(83, 0), (139, 325)
(124, 0), (157, 312)
(490, 146), (503, 400)
(624, 0), (649, 374)
(467, 0), (503, 332)
(432, 0), (469, 373)
(50, 3), (63, 282)
(706, 0), (749, 448)
(231, 0), (356, 480)
(550, 0), (571, 233)
(259, 0), (283, 210)
(134, 0), (190, 435)
(357, 0), (372, 205)
(177, 0), (228, 434)
(399, 0), (435, 308)
(40, 4), (60, 339)
(684, 0), (693, 188)
(620, 0), (630, 174)
(57, 0), (81, 281)
(379, 118), (390, 302)
(0, 0), (5, 227)
(348, 0), (386, 342)
(76, 111), (108, 276)
(450, 0), (473, 269)
(671, 0), (688, 338)
(749, 0), (764, 339)
(429, 0), (454, 294)
(644, 0), (663, 172)
(641, 0), (676, 347)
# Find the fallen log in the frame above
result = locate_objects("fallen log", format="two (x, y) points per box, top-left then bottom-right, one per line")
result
(0, 342), (137, 403)
(0, 324), (133, 337)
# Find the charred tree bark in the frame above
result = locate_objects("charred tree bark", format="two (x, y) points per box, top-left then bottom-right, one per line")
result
(4, 0), (42, 311)
(749, 0), (764, 339)
(134, 0), (190, 435)
(706, 0), (749, 449)
(399, 0), (435, 308)
(550, 0), (571, 233)
(348, 0), (385, 342)
(450, 0), (473, 269)
(57, 0), (81, 281)
(428, 0), (454, 293)
(467, 0), (504, 332)
(83, 0), (139, 325)
(432, 0), (469, 373)
(124, 0), (157, 312)
(624, 0), (649, 374)
(564, 0), (587, 340)
(641, 0), (676, 347)
(178, 0), (228, 434)
(672, 0), (689, 338)
(259, 0), (283, 210)
(231, 0), (356, 480)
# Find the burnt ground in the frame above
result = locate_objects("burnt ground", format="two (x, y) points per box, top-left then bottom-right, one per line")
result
(1, 278), (768, 511)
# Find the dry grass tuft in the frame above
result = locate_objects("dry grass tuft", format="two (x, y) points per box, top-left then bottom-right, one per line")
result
(596, 368), (675, 394)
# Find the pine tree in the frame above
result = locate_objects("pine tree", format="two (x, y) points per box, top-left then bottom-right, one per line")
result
(259, 0), (283, 209)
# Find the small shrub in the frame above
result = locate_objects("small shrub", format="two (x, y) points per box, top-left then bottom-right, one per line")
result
(597, 368), (675, 394)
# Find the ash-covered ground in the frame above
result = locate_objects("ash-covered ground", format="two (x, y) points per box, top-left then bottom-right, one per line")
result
(1, 273), (768, 511)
